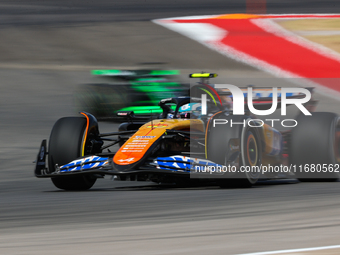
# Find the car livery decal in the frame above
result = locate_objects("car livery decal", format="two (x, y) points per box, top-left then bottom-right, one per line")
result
(114, 119), (204, 165)
(80, 112), (90, 157)
(113, 128), (165, 165)
(59, 156), (109, 172)
(153, 155), (225, 172)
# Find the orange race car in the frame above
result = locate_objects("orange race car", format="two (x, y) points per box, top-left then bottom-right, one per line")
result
(34, 73), (340, 190)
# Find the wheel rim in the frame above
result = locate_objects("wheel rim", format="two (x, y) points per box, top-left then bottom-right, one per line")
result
(241, 123), (261, 183)
(247, 133), (258, 166)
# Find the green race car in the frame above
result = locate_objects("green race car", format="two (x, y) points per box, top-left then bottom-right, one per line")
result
(74, 69), (188, 119)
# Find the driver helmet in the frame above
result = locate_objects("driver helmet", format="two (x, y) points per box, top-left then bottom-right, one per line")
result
(178, 103), (201, 119)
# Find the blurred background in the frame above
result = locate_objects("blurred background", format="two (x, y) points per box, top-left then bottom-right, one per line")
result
(2, 1), (340, 254)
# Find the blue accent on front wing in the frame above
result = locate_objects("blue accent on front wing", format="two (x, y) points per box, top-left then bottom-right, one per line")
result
(157, 166), (191, 173)
(154, 156), (225, 172)
(156, 160), (191, 170)
(60, 156), (110, 172)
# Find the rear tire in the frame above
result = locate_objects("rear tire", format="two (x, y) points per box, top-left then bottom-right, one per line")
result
(290, 112), (340, 181)
(48, 117), (97, 190)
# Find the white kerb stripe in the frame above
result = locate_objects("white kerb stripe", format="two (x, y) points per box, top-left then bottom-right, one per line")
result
(235, 244), (340, 255)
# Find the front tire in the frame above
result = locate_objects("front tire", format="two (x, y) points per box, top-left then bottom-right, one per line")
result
(48, 117), (97, 190)
(206, 114), (261, 188)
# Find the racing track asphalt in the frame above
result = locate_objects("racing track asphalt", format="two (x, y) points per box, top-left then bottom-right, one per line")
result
(1, 1), (340, 254)
(0, 0), (340, 25)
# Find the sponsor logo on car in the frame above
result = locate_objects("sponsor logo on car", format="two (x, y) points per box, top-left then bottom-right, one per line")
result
(117, 158), (135, 163)
(146, 124), (168, 128)
(135, 136), (156, 139)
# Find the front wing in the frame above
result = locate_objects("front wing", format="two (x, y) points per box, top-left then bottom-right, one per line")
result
(34, 140), (226, 178)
